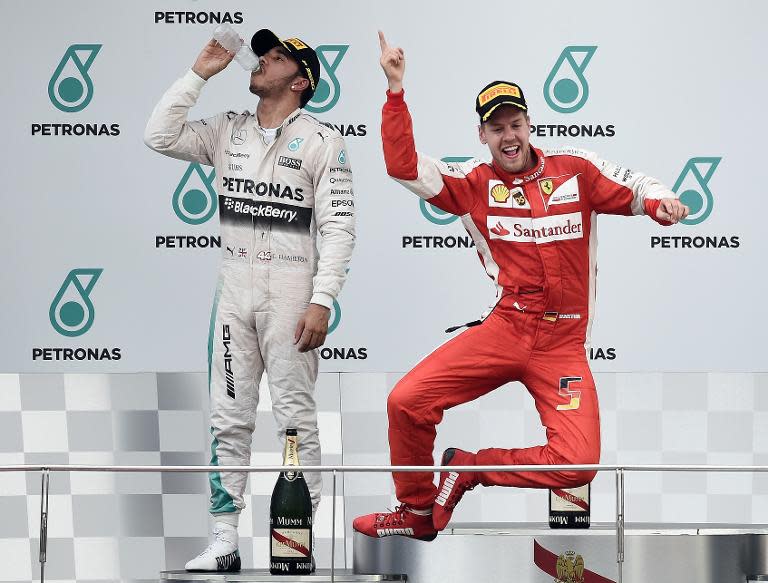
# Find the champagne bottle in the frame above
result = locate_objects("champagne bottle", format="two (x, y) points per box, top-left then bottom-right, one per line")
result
(270, 428), (313, 574)
(549, 484), (591, 529)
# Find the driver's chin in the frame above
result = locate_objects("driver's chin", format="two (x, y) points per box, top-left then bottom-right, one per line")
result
(249, 80), (263, 96)
(495, 154), (518, 174)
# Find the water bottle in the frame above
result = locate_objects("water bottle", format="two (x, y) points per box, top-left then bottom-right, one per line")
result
(213, 24), (260, 71)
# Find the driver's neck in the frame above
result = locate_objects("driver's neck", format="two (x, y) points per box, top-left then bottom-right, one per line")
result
(256, 96), (300, 129)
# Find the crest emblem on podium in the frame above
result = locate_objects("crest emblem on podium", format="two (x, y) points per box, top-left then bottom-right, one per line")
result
(555, 550), (585, 583)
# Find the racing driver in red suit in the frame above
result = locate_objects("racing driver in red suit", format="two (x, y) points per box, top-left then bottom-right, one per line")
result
(353, 32), (689, 541)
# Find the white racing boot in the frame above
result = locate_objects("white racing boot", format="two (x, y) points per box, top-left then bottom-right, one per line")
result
(185, 522), (241, 572)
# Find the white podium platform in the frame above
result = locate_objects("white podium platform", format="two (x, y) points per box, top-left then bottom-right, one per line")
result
(354, 522), (768, 583)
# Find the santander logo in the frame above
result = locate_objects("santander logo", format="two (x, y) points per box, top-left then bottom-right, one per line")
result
(488, 212), (584, 243)
(490, 222), (510, 236)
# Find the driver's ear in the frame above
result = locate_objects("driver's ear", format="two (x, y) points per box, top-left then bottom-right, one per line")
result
(478, 124), (487, 145)
(292, 77), (310, 92)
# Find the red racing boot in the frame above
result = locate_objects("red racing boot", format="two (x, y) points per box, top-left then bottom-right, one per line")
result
(433, 448), (480, 530)
(353, 504), (438, 541)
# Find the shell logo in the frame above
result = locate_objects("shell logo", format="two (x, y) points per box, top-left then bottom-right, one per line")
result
(490, 183), (511, 203)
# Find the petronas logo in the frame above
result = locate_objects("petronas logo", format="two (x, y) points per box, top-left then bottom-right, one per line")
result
(305, 45), (348, 113)
(673, 157), (722, 225)
(49, 269), (103, 337)
(544, 46), (597, 114)
(173, 163), (217, 225)
(48, 45), (102, 112)
(328, 299), (342, 335)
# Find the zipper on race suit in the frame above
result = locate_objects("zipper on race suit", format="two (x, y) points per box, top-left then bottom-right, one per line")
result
(444, 320), (482, 334)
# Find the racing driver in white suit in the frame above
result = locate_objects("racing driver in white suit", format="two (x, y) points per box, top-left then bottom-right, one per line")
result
(144, 29), (355, 571)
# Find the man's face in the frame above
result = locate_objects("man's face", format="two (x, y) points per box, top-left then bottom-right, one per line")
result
(249, 46), (304, 97)
(478, 106), (532, 174)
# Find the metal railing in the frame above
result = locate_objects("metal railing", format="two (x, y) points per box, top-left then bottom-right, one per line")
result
(4, 463), (768, 583)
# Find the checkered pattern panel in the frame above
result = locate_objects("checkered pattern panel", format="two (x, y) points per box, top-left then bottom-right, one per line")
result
(2, 371), (767, 580)
(0, 372), (344, 581)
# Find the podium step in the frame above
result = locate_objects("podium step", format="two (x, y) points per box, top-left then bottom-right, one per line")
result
(161, 569), (405, 582)
(354, 522), (768, 583)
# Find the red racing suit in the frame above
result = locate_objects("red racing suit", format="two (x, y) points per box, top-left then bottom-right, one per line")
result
(382, 90), (673, 507)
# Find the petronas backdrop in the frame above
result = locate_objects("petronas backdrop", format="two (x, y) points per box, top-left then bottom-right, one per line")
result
(1, 0), (765, 580)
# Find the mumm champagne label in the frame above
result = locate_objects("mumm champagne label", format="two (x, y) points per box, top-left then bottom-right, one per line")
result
(551, 485), (589, 512)
(549, 484), (591, 528)
(271, 528), (311, 558)
(284, 435), (298, 481)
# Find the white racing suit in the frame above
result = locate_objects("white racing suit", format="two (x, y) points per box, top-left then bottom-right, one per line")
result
(145, 70), (355, 522)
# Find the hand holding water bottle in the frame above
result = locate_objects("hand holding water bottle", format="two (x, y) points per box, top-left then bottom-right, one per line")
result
(192, 24), (260, 80)
(212, 24), (260, 70)
(192, 39), (235, 80)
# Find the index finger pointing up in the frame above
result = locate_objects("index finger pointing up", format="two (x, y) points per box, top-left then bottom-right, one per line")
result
(378, 30), (389, 52)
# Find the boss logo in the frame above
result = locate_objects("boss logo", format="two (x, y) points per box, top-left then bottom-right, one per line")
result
(277, 156), (302, 170)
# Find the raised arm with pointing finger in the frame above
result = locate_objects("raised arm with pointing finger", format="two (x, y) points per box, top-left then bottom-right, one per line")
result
(353, 31), (688, 542)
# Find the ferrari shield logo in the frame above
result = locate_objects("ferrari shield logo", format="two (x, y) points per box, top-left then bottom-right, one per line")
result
(541, 179), (554, 195)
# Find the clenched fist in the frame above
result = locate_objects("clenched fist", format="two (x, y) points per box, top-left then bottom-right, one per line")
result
(656, 198), (690, 224)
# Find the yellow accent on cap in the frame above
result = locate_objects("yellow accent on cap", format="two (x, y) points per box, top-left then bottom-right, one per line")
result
(481, 101), (527, 122)
(478, 83), (521, 106)
(283, 38), (309, 50)
(304, 65), (316, 90)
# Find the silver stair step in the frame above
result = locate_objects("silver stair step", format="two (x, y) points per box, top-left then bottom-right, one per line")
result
(161, 569), (405, 582)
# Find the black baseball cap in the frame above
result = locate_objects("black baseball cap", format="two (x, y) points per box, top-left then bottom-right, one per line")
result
(251, 29), (321, 96)
(475, 81), (528, 122)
